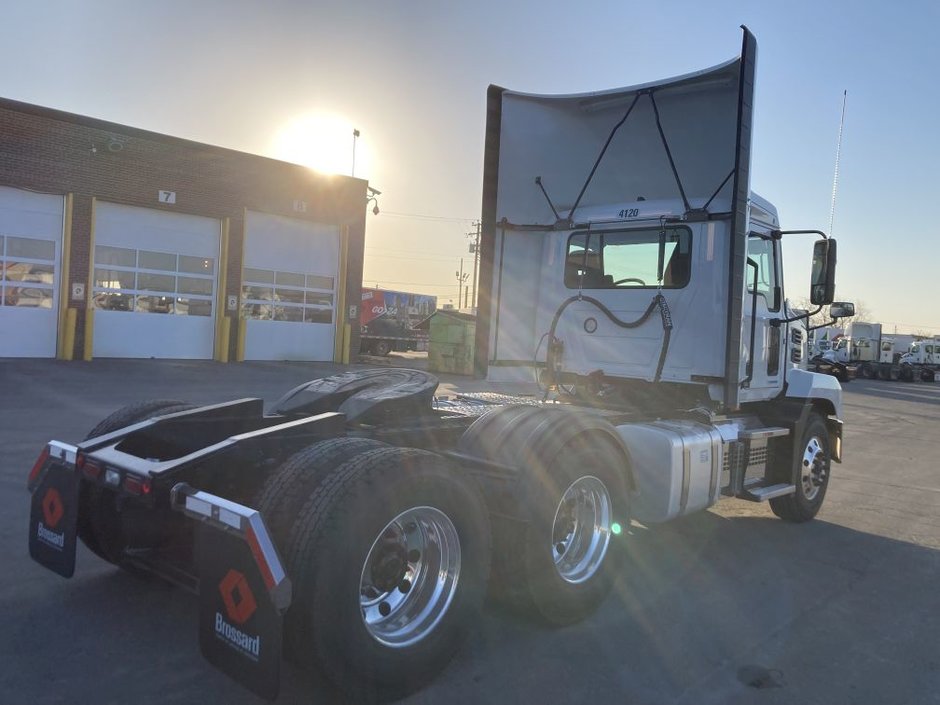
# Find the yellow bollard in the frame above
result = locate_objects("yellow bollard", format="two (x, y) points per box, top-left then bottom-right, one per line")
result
(236, 317), (247, 362)
(82, 308), (95, 361)
(218, 316), (231, 363)
(342, 323), (351, 365)
(62, 307), (77, 361)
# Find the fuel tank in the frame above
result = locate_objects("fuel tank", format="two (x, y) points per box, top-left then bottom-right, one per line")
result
(616, 420), (723, 523)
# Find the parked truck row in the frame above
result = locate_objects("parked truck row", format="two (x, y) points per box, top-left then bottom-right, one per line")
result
(811, 322), (940, 382)
(27, 28), (854, 702)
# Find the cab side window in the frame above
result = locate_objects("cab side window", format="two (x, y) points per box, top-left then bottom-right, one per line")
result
(565, 227), (691, 289)
(746, 236), (779, 312)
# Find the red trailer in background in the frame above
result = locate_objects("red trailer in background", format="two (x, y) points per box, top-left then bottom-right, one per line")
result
(360, 287), (437, 356)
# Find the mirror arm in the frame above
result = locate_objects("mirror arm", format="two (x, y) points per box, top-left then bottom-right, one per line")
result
(772, 228), (828, 240)
(806, 317), (842, 332)
(770, 304), (824, 328)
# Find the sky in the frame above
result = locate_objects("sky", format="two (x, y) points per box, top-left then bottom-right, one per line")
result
(2, 0), (939, 333)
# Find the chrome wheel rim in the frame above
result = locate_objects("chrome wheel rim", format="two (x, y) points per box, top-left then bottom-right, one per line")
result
(359, 506), (461, 648)
(551, 475), (612, 584)
(801, 436), (827, 501)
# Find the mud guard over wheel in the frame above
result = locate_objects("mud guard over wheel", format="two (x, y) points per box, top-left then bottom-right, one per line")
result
(270, 368), (438, 424)
(285, 447), (491, 701)
(458, 405), (632, 625)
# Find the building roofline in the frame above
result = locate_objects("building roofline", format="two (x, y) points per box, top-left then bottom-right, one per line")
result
(0, 94), (368, 185)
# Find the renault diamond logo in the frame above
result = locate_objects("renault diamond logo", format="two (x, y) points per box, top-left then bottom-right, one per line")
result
(219, 569), (257, 625)
(42, 488), (65, 529)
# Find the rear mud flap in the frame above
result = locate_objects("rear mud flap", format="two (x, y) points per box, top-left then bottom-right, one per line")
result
(171, 484), (292, 701)
(28, 442), (79, 578)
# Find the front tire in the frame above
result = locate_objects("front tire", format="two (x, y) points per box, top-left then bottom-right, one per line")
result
(286, 447), (490, 701)
(769, 414), (832, 523)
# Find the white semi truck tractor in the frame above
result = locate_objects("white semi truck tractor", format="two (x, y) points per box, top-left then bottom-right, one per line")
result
(26, 27), (854, 702)
(474, 26), (852, 523)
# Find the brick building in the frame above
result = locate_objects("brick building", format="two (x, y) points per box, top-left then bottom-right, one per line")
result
(0, 96), (368, 361)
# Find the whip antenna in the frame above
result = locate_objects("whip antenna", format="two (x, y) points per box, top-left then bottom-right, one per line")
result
(829, 90), (847, 236)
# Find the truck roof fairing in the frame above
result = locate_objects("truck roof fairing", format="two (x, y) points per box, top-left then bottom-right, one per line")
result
(476, 27), (758, 411)
(490, 52), (744, 227)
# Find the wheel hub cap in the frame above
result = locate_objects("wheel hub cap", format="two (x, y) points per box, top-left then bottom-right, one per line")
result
(801, 436), (827, 500)
(551, 475), (613, 584)
(359, 506), (461, 648)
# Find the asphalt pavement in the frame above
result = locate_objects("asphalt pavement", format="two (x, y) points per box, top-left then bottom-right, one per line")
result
(1, 359), (938, 705)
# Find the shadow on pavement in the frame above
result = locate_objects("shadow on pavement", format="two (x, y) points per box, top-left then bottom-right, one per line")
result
(5, 508), (936, 705)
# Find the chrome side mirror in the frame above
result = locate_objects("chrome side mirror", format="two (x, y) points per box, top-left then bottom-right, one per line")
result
(829, 301), (855, 319)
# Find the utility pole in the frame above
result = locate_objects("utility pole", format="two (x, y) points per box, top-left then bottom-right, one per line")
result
(456, 259), (468, 310)
(467, 220), (481, 310)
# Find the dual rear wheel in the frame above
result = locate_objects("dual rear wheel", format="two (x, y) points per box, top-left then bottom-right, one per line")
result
(261, 441), (490, 701)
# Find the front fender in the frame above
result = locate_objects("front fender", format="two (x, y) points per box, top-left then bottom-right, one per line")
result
(785, 368), (843, 420)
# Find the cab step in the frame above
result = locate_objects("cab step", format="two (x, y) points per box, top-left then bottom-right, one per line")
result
(738, 426), (790, 440)
(741, 483), (796, 502)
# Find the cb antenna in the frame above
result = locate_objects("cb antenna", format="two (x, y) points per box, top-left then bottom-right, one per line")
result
(828, 90), (847, 237)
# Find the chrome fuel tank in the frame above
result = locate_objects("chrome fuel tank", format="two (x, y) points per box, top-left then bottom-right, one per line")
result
(616, 420), (723, 523)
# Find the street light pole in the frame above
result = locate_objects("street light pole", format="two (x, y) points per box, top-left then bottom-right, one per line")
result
(352, 128), (360, 177)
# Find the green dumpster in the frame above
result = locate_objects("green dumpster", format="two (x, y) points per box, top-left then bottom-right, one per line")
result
(420, 310), (476, 376)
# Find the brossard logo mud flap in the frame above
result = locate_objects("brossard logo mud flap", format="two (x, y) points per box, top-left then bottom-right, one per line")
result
(171, 483), (292, 701)
(28, 442), (80, 578)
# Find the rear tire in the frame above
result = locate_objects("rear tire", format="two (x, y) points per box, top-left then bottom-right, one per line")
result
(286, 447), (490, 701)
(79, 400), (195, 565)
(255, 437), (388, 549)
(769, 414), (831, 523)
(254, 437), (389, 658)
(459, 405), (630, 625)
(373, 339), (392, 357)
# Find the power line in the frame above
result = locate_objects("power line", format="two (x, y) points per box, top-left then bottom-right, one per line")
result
(379, 211), (477, 223)
(365, 250), (465, 263)
(361, 279), (459, 288)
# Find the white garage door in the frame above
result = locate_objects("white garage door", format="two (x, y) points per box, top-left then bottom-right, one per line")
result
(242, 211), (339, 361)
(0, 186), (63, 358)
(92, 203), (220, 359)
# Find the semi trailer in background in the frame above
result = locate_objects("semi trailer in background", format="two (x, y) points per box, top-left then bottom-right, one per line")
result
(359, 287), (436, 356)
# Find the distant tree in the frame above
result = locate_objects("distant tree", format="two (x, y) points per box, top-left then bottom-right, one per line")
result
(793, 297), (870, 331)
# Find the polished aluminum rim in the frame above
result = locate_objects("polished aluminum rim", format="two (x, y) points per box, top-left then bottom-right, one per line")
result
(801, 436), (827, 500)
(551, 475), (612, 584)
(359, 506), (460, 648)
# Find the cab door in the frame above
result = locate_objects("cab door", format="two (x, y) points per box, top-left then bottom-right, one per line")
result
(741, 234), (785, 399)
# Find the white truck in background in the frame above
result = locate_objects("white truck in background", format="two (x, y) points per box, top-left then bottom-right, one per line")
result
(899, 338), (940, 381)
(826, 322), (937, 382)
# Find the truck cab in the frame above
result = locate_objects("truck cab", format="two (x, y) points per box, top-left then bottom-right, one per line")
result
(476, 29), (842, 420)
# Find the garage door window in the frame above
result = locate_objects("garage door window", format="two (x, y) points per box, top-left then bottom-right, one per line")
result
(1, 235), (56, 308)
(93, 246), (214, 316)
(241, 268), (334, 324)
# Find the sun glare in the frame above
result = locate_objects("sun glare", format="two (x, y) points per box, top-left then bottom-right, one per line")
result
(271, 112), (372, 177)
